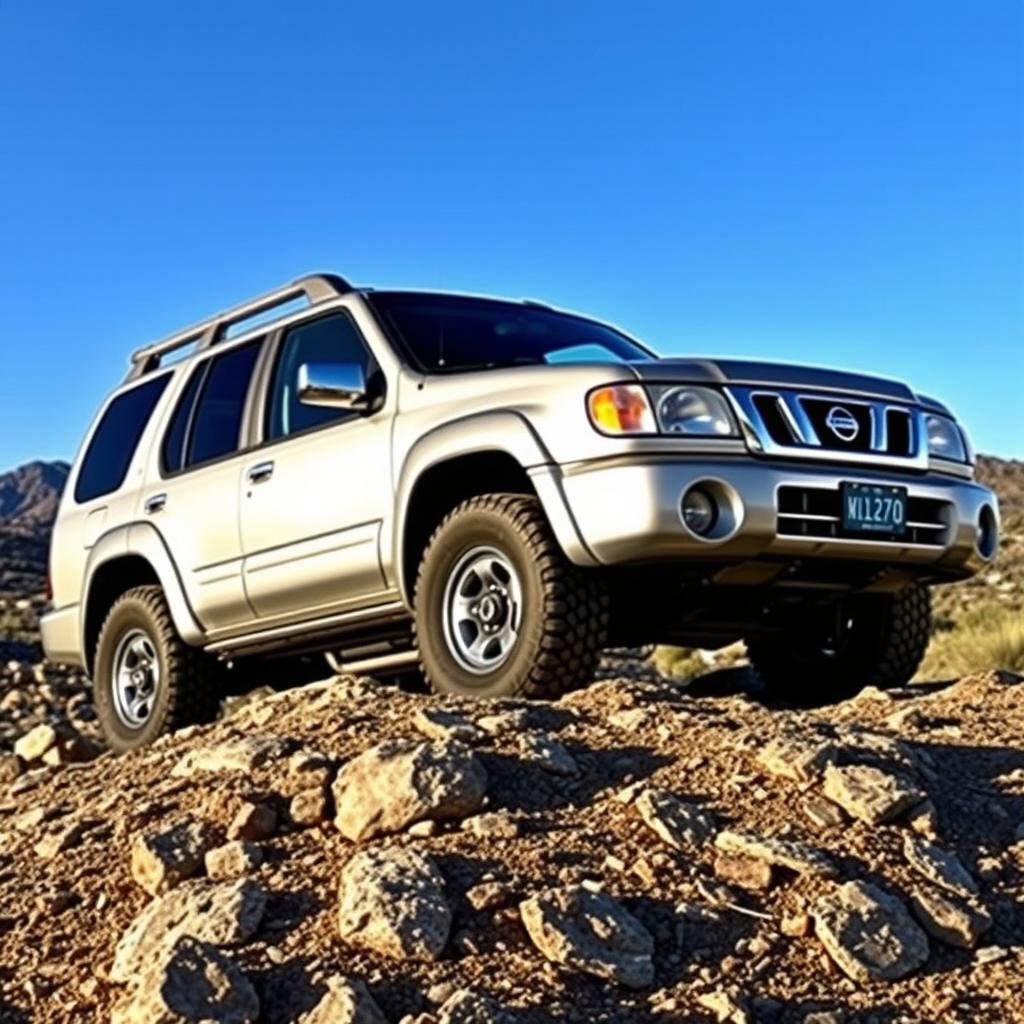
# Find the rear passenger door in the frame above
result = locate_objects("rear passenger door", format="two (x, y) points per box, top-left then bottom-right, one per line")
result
(144, 339), (263, 630)
(239, 310), (393, 620)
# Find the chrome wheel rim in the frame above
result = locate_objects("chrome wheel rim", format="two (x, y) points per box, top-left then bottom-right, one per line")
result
(111, 628), (160, 729)
(442, 546), (523, 675)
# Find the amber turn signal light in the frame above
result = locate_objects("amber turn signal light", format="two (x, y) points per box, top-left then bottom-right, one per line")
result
(587, 385), (656, 435)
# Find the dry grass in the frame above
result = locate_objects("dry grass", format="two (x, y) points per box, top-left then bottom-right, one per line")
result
(921, 603), (1024, 679)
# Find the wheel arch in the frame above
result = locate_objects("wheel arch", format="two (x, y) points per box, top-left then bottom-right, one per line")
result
(82, 523), (205, 674)
(392, 412), (596, 604)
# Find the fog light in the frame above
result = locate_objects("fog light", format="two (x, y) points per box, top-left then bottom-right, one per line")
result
(977, 505), (998, 560)
(682, 487), (717, 536)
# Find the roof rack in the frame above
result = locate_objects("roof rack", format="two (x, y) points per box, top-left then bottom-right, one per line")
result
(127, 272), (353, 379)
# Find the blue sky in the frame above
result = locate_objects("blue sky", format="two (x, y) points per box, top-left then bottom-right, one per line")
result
(0, 1), (1021, 469)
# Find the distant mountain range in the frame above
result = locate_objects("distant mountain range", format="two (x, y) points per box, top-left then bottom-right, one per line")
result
(0, 460), (69, 596)
(0, 460), (69, 529)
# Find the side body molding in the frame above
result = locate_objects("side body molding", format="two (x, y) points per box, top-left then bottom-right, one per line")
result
(83, 522), (206, 653)
(388, 410), (598, 604)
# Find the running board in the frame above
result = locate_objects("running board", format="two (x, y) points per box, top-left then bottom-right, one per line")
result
(326, 649), (420, 676)
(206, 601), (409, 658)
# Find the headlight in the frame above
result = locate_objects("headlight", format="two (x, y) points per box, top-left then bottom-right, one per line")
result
(651, 386), (738, 436)
(586, 385), (657, 435)
(926, 414), (968, 463)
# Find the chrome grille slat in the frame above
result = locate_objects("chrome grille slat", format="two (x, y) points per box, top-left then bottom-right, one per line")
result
(727, 387), (927, 471)
(775, 485), (950, 548)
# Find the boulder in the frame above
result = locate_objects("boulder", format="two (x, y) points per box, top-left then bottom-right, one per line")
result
(227, 801), (277, 842)
(332, 739), (487, 842)
(902, 835), (978, 897)
(111, 879), (266, 983)
(801, 796), (847, 830)
(14, 723), (57, 762)
(290, 786), (331, 827)
(822, 764), (925, 825)
(465, 881), (512, 911)
(302, 976), (386, 1024)
(519, 885), (654, 988)
(518, 732), (578, 776)
(714, 830), (837, 878)
(205, 841), (263, 882)
(437, 989), (514, 1024)
(757, 732), (836, 782)
(812, 881), (929, 982)
(337, 848), (452, 962)
(463, 810), (520, 839)
(172, 738), (286, 778)
(414, 707), (485, 744)
(910, 886), (993, 949)
(131, 822), (217, 895)
(698, 990), (752, 1024)
(111, 936), (258, 1024)
(635, 788), (717, 850)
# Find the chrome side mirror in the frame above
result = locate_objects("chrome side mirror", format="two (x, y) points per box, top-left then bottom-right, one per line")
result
(297, 362), (369, 410)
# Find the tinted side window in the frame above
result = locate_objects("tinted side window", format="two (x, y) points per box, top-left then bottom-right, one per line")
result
(187, 341), (261, 468)
(161, 364), (207, 475)
(75, 375), (170, 504)
(267, 313), (376, 441)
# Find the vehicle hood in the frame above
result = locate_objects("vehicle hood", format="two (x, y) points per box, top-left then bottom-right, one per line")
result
(625, 357), (927, 405)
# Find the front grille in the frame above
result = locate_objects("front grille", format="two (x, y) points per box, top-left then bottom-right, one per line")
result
(729, 387), (926, 469)
(776, 485), (949, 547)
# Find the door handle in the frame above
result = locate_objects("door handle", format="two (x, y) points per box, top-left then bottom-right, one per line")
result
(144, 493), (167, 515)
(247, 461), (275, 484)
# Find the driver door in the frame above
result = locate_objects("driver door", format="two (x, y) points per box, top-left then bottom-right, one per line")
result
(240, 310), (393, 621)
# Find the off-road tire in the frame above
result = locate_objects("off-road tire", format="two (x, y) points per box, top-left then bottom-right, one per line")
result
(93, 585), (221, 752)
(746, 583), (931, 705)
(414, 494), (608, 700)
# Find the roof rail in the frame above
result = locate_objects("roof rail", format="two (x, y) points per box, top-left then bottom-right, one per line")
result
(127, 272), (353, 379)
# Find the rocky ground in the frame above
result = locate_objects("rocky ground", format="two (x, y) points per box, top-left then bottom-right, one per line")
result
(2, 665), (1024, 1024)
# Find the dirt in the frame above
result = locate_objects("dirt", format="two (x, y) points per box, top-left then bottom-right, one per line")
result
(2, 666), (1023, 1023)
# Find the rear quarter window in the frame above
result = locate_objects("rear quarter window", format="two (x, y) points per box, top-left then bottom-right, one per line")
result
(74, 374), (170, 504)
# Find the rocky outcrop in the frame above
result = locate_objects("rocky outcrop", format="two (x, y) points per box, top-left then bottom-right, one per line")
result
(337, 848), (452, 962)
(813, 881), (930, 982)
(635, 788), (717, 850)
(111, 879), (267, 983)
(822, 763), (925, 824)
(519, 885), (655, 988)
(111, 936), (258, 1024)
(331, 739), (487, 842)
(131, 822), (217, 895)
(3, 665), (1023, 1021)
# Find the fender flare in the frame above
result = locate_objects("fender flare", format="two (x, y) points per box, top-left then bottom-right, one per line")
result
(388, 411), (597, 603)
(82, 521), (206, 661)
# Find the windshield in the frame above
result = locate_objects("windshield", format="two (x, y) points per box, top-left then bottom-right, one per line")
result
(367, 292), (653, 373)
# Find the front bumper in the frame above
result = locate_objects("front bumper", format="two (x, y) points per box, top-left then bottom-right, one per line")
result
(557, 456), (998, 580)
(39, 603), (84, 668)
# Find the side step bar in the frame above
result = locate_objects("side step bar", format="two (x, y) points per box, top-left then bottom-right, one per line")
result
(325, 649), (420, 676)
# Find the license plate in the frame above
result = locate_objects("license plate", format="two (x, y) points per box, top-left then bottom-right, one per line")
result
(841, 482), (907, 536)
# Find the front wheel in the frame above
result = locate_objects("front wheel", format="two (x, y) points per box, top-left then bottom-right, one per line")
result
(746, 584), (932, 705)
(93, 586), (221, 752)
(414, 494), (608, 700)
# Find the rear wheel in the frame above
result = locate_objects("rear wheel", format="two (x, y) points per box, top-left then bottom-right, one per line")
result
(746, 584), (931, 705)
(93, 585), (221, 752)
(414, 494), (608, 700)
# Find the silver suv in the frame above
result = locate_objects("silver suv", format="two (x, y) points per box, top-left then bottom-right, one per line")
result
(42, 273), (999, 750)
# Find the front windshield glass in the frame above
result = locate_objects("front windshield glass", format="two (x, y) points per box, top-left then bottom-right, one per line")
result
(367, 292), (652, 373)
